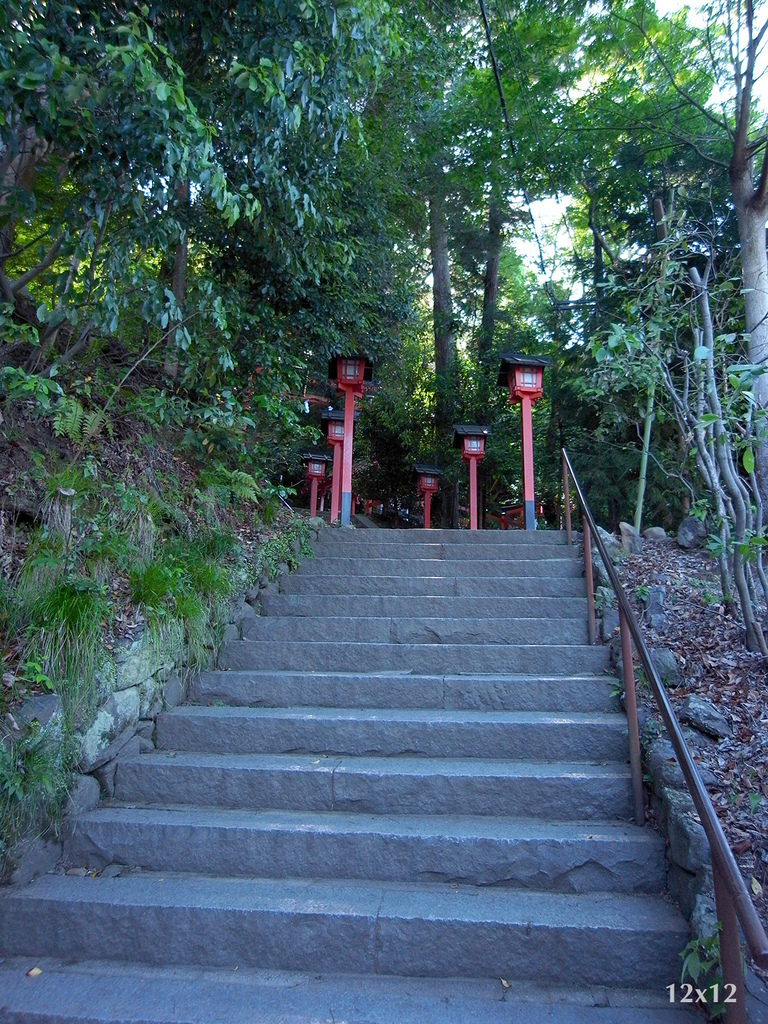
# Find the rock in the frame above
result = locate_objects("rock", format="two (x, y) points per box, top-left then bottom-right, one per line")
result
(18, 694), (62, 730)
(601, 607), (620, 641)
(591, 551), (612, 589)
(134, 720), (154, 740)
(308, 516), (325, 532)
(619, 521), (643, 554)
(647, 739), (717, 796)
(677, 516), (707, 549)
(10, 836), (61, 885)
(245, 586), (260, 605)
(139, 677), (163, 718)
(680, 695), (731, 739)
(239, 601), (258, 622)
(221, 623), (240, 645)
(596, 526), (622, 561)
(644, 526), (668, 541)
(114, 636), (174, 691)
(138, 737), (155, 753)
(664, 788), (711, 874)
(92, 759), (118, 798)
(746, 969), (768, 1024)
(162, 672), (183, 710)
(78, 688), (140, 771)
(67, 774), (101, 816)
(690, 894), (718, 942)
(650, 647), (681, 687)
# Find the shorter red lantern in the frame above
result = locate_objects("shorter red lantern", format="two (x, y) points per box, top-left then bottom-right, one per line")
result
(414, 463), (441, 530)
(301, 450), (332, 518)
(453, 425), (490, 530)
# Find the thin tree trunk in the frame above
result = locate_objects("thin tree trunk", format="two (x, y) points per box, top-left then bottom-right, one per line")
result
(480, 198), (503, 359)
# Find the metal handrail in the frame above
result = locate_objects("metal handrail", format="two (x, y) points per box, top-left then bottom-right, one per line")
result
(562, 448), (768, 1024)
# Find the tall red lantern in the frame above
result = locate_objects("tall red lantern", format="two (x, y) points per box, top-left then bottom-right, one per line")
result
(328, 355), (373, 525)
(497, 353), (549, 530)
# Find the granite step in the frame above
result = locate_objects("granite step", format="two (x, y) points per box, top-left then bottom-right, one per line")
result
(114, 752), (633, 819)
(189, 671), (619, 712)
(259, 593), (588, 618)
(295, 557), (584, 578)
(67, 806), (666, 893)
(0, 957), (700, 1024)
(240, 614), (589, 645)
(0, 873), (688, 988)
(217, 640), (610, 675)
(276, 573), (587, 597)
(154, 706), (628, 761)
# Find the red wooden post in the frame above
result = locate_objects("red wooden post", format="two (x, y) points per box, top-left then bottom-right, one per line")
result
(330, 356), (368, 526)
(330, 442), (342, 523)
(468, 454), (478, 530)
(520, 394), (535, 529)
(302, 452), (330, 520)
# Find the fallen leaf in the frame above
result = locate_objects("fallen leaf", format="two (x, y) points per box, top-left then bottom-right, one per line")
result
(26, 967), (42, 978)
(500, 978), (510, 989)
(751, 877), (763, 897)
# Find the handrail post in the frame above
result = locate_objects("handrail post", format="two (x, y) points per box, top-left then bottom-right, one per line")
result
(619, 607), (645, 826)
(714, 863), (748, 1024)
(562, 450), (572, 544)
(582, 519), (596, 644)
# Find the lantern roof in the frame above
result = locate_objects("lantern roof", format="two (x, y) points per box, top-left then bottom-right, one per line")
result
(327, 354), (374, 381)
(301, 449), (333, 463)
(321, 408), (360, 425)
(452, 424), (491, 448)
(496, 352), (550, 388)
(413, 463), (442, 477)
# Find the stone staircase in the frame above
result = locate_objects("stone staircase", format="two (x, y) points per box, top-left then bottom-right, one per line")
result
(0, 528), (696, 1022)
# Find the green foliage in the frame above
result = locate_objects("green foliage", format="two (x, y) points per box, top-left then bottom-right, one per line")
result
(679, 928), (735, 1018)
(0, 723), (71, 872)
(254, 519), (313, 582)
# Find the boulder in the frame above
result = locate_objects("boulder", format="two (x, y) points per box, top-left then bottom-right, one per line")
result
(18, 694), (62, 730)
(650, 647), (682, 687)
(596, 526), (622, 561)
(664, 788), (711, 874)
(601, 607), (620, 641)
(690, 894), (718, 942)
(161, 672), (183, 710)
(114, 636), (175, 691)
(308, 516), (325, 532)
(10, 836), (61, 885)
(78, 687), (140, 771)
(619, 521), (643, 554)
(644, 585), (667, 629)
(677, 516), (707, 550)
(67, 773), (101, 815)
(643, 526), (668, 541)
(680, 695), (731, 739)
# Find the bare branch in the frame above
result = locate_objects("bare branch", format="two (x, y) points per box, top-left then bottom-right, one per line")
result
(11, 235), (65, 293)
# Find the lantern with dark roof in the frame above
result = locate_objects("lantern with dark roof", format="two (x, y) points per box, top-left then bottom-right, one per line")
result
(453, 425), (490, 530)
(414, 463), (441, 530)
(328, 355), (372, 525)
(497, 353), (549, 530)
(302, 450), (331, 519)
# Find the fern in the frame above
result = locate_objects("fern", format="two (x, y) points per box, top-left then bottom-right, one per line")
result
(52, 397), (112, 447)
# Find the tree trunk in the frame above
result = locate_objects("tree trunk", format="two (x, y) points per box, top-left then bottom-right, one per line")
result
(429, 189), (454, 380)
(164, 180), (190, 381)
(480, 198), (503, 359)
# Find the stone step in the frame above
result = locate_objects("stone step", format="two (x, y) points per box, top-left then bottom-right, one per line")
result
(218, 640), (610, 675)
(0, 957), (701, 1024)
(260, 593), (588, 619)
(241, 615), (589, 645)
(114, 752), (633, 819)
(190, 671), (619, 712)
(154, 706), (628, 761)
(68, 806), (665, 893)
(277, 573), (587, 597)
(310, 540), (580, 561)
(316, 528), (571, 545)
(296, 557), (584, 578)
(0, 873), (688, 989)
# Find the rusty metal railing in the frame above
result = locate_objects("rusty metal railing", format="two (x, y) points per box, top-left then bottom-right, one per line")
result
(562, 448), (768, 1024)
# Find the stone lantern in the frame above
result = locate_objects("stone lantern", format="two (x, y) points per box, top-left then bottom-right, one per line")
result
(302, 450), (331, 519)
(497, 353), (549, 530)
(453, 425), (490, 530)
(414, 463), (441, 530)
(328, 355), (372, 525)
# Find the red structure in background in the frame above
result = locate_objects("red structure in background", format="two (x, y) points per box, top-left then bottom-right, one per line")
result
(301, 450), (331, 518)
(328, 355), (372, 526)
(321, 407), (359, 525)
(497, 353), (549, 530)
(453, 425), (490, 530)
(414, 464), (441, 529)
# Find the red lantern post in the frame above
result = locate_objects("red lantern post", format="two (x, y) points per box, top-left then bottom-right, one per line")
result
(322, 407), (359, 525)
(414, 464), (441, 530)
(302, 451), (331, 518)
(497, 354), (549, 530)
(453, 425), (490, 530)
(329, 356), (371, 525)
